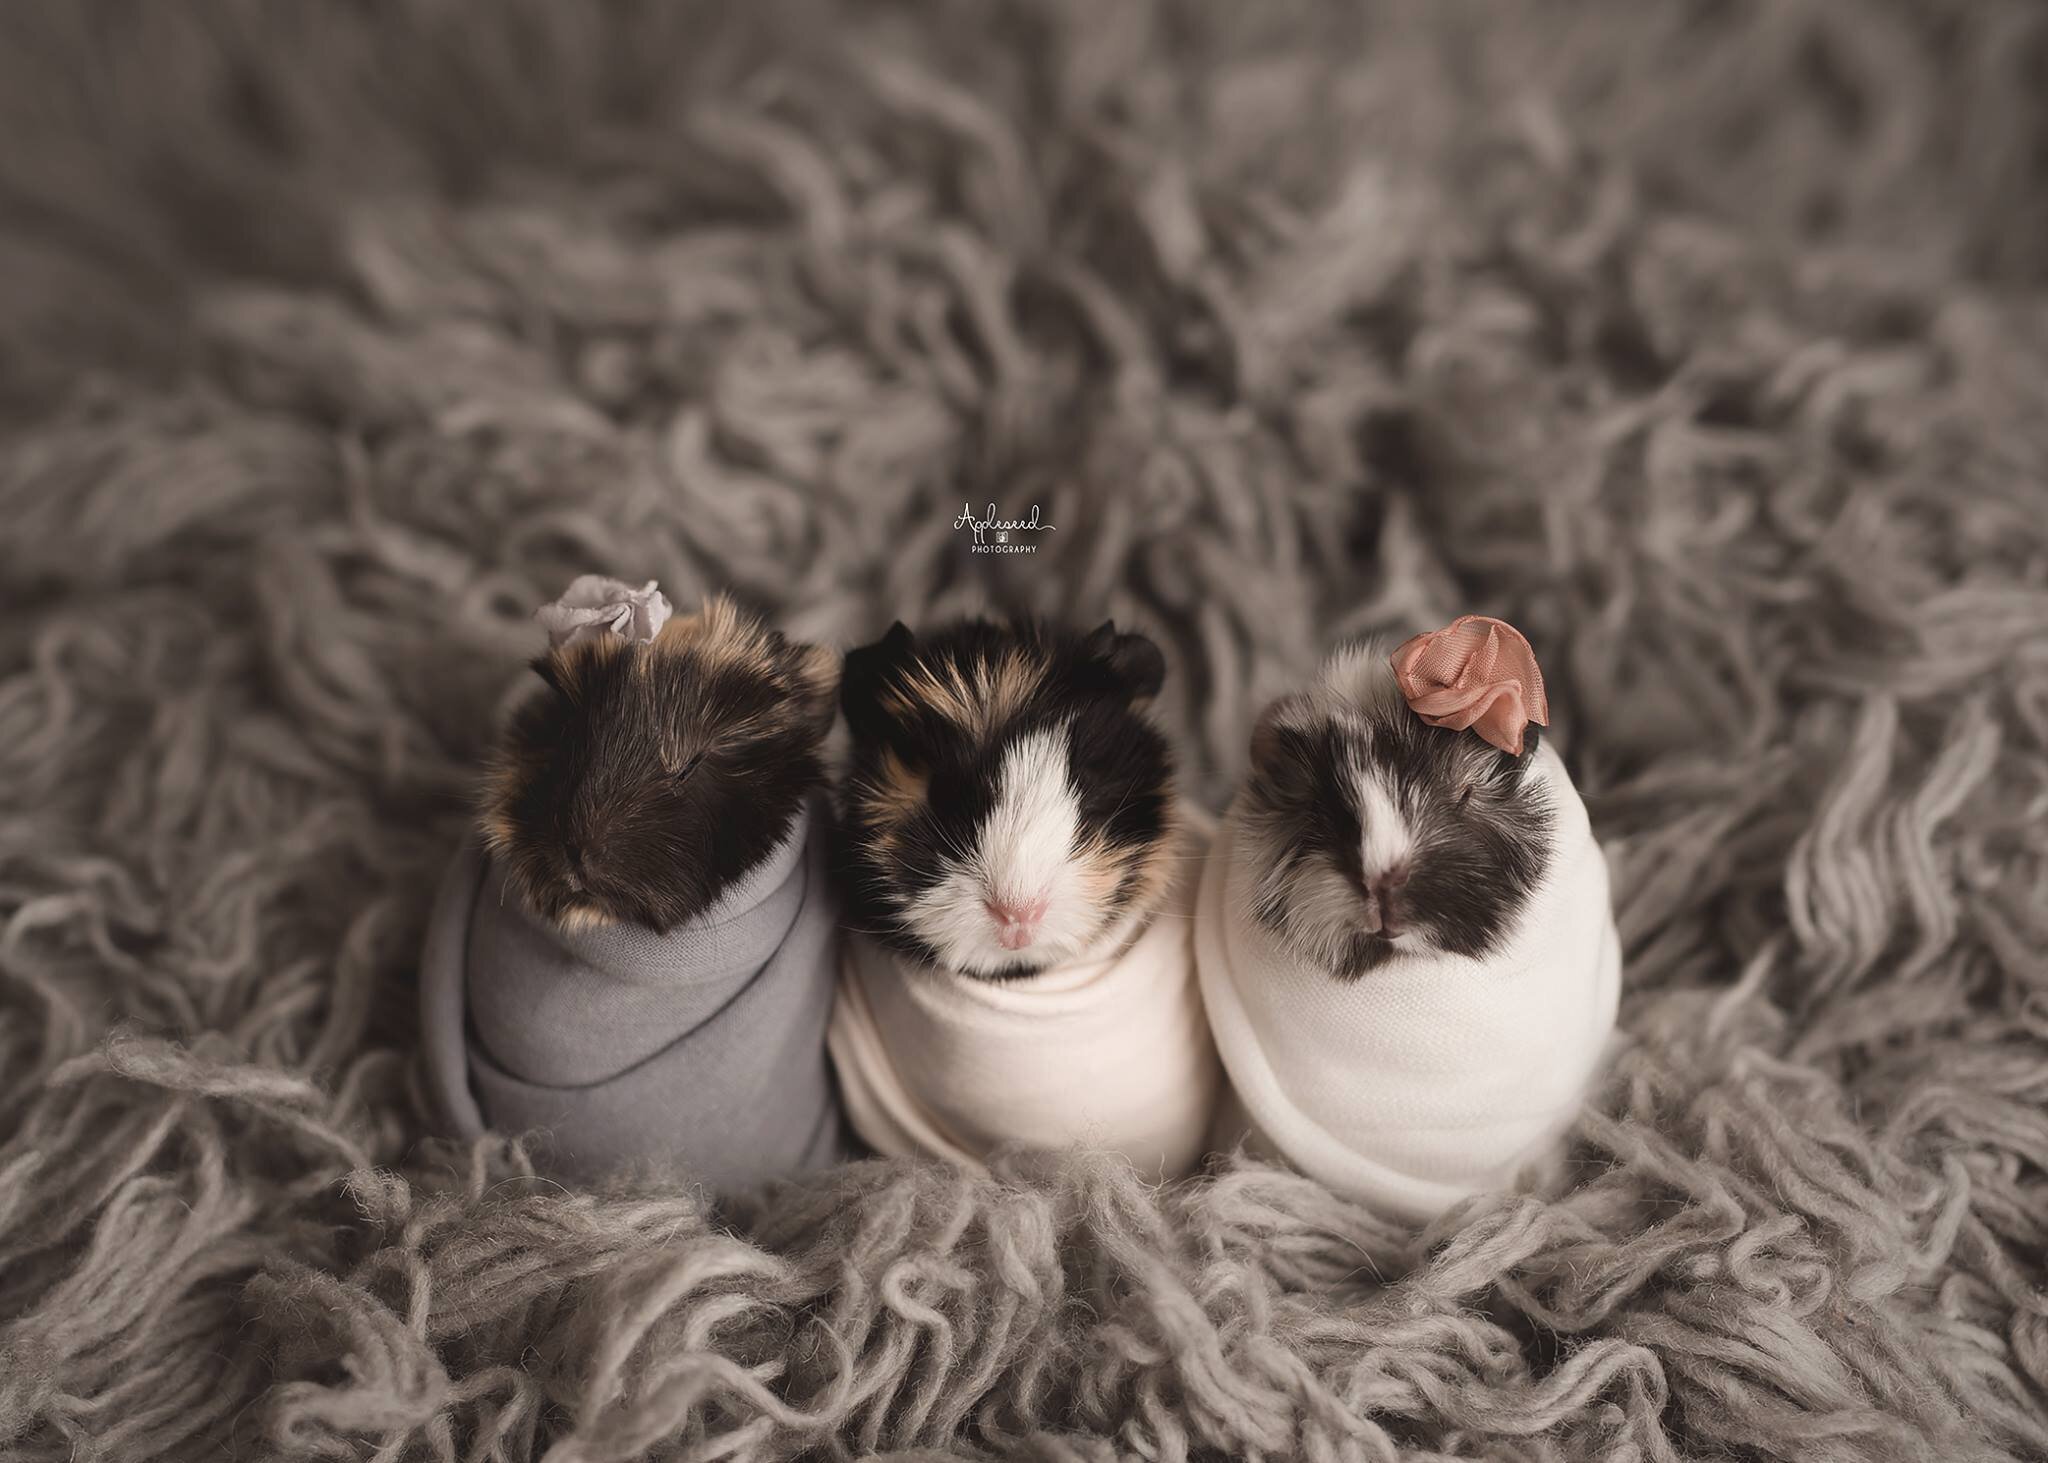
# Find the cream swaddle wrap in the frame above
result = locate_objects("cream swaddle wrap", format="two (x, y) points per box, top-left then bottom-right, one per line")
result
(1196, 743), (1620, 1220)
(829, 807), (1220, 1180)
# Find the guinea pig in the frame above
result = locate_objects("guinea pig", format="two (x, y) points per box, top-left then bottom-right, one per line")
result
(826, 614), (1223, 1179)
(480, 591), (839, 932)
(1235, 641), (1556, 982)
(418, 582), (850, 1190)
(1194, 617), (1620, 1221)
(834, 616), (1179, 978)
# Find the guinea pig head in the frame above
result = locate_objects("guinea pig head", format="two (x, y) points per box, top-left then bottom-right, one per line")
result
(1238, 640), (1555, 981)
(837, 617), (1176, 978)
(481, 594), (838, 933)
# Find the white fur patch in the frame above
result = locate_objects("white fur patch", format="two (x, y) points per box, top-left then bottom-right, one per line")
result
(1353, 764), (1413, 879)
(980, 729), (1078, 908)
(902, 725), (1111, 974)
(1316, 641), (1406, 722)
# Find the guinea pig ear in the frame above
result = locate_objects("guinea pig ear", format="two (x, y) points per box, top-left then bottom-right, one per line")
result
(1080, 620), (1167, 701)
(1246, 692), (1320, 806)
(1249, 692), (1310, 770)
(774, 635), (842, 740)
(840, 621), (917, 741)
(529, 653), (569, 697)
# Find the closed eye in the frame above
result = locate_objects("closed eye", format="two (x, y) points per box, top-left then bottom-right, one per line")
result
(1455, 781), (1475, 807)
(674, 751), (706, 782)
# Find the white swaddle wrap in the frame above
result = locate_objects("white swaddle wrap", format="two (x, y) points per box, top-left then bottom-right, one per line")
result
(1195, 744), (1621, 1220)
(828, 808), (1221, 1180)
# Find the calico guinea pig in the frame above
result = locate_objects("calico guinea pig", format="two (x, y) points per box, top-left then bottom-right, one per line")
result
(834, 616), (1180, 976)
(1193, 617), (1622, 1220)
(416, 580), (849, 1189)
(481, 591), (838, 932)
(826, 615), (1223, 1180)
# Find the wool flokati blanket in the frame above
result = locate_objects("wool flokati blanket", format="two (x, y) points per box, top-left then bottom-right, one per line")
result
(418, 805), (843, 1189)
(3, 3), (2047, 1461)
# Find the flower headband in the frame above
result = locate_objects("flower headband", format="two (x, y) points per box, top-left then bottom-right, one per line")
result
(535, 575), (673, 650)
(1390, 614), (1549, 757)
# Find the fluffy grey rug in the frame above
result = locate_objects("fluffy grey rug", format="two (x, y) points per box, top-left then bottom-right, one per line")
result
(3, 3), (2046, 1459)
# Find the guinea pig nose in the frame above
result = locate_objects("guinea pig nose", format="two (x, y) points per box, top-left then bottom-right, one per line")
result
(1365, 865), (1410, 937)
(1373, 862), (1411, 890)
(984, 894), (1050, 928)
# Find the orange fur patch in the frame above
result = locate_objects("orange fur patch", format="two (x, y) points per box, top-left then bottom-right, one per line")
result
(554, 901), (616, 933)
(886, 647), (1047, 742)
(1073, 800), (1180, 923)
(653, 593), (777, 675)
(861, 748), (929, 826)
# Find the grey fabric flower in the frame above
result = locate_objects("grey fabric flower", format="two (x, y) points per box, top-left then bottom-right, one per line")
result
(535, 575), (673, 650)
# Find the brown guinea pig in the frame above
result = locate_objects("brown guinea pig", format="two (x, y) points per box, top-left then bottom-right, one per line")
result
(480, 592), (838, 933)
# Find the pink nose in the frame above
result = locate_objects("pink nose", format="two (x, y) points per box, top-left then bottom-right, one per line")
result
(1367, 864), (1410, 936)
(985, 894), (1050, 950)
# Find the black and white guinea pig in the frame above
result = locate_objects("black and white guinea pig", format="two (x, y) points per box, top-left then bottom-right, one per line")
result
(1239, 643), (1556, 981)
(480, 594), (838, 933)
(835, 616), (1179, 979)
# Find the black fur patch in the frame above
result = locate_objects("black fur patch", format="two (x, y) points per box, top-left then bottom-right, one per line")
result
(835, 616), (1175, 972)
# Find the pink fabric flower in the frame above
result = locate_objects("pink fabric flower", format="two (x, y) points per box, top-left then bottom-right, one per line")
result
(1390, 615), (1549, 756)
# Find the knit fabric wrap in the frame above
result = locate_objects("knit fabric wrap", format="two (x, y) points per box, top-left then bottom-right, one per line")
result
(418, 802), (844, 1188)
(1195, 746), (1621, 1221)
(827, 807), (1222, 1181)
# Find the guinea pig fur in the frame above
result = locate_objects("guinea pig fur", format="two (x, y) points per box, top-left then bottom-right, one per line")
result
(481, 593), (838, 932)
(835, 616), (1179, 979)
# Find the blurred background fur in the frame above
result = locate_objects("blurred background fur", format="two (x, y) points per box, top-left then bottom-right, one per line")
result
(1, 2), (2046, 1458)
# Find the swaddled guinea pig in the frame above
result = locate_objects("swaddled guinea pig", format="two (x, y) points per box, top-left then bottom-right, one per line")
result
(835, 616), (1179, 976)
(481, 592), (838, 932)
(418, 582), (848, 1189)
(827, 615), (1222, 1179)
(1194, 619), (1621, 1220)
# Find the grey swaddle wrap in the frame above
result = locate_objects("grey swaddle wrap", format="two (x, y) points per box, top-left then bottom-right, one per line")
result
(419, 802), (845, 1188)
